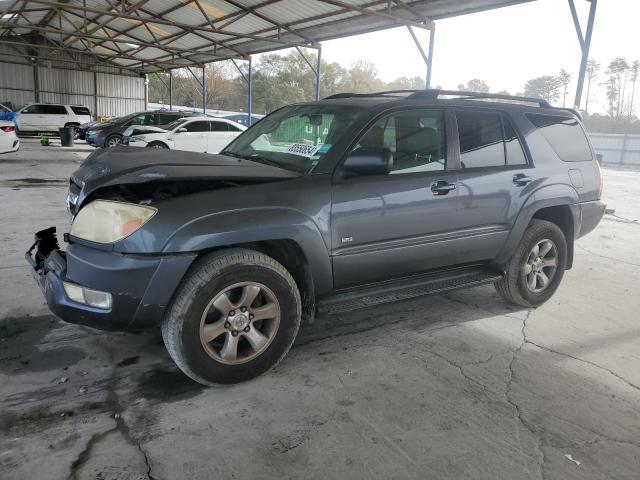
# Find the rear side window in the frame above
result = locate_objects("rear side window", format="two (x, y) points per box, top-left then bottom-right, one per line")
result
(185, 121), (209, 132)
(503, 118), (527, 165)
(526, 113), (592, 162)
(457, 111), (504, 168)
(45, 105), (67, 114)
(71, 106), (91, 116)
(209, 121), (228, 132)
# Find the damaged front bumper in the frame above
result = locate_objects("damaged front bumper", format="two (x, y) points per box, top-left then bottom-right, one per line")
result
(26, 227), (196, 331)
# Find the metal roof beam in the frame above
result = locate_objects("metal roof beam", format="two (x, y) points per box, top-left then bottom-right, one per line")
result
(315, 0), (433, 30)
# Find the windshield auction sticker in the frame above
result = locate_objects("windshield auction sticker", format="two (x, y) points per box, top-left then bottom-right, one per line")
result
(286, 143), (321, 157)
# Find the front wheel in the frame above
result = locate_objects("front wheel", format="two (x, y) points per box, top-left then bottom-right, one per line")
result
(494, 219), (567, 308)
(162, 249), (301, 386)
(105, 134), (122, 148)
(147, 141), (168, 149)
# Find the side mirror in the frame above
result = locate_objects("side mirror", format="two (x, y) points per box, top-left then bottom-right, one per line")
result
(342, 147), (393, 177)
(177, 127), (188, 133)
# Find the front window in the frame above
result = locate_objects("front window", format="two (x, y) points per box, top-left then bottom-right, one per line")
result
(166, 118), (190, 131)
(222, 105), (365, 173)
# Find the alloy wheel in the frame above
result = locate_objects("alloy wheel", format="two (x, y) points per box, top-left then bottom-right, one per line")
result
(199, 282), (280, 365)
(523, 239), (558, 293)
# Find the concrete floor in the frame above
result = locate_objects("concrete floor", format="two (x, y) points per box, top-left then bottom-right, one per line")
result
(1, 139), (639, 480)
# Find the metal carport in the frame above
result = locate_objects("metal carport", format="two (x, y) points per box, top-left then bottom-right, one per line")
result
(0, 0), (597, 122)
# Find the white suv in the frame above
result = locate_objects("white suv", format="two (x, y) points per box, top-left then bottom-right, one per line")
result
(16, 103), (92, 135)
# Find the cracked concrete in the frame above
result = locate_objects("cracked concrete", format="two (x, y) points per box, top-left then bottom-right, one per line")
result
(1, 141), (639, 479)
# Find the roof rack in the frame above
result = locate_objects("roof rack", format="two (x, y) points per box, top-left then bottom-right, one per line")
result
(324, 89), (552, 109)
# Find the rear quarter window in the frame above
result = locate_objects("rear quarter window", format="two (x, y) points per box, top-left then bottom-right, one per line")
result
(526, 113), (592, 162)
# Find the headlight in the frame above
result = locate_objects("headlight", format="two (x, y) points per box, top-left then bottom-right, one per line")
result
(70, 200), (157, 244)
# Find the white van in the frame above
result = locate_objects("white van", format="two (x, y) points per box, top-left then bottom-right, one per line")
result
(16, 104), (92, 135)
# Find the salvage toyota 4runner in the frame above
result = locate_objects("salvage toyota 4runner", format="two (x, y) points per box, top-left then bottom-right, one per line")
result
(27, 90), (605, 386)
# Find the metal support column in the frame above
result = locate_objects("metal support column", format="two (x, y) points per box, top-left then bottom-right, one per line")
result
(570, 0), (598, 108)
(295, 45), (322, 100)
(202, 65), (206, 114)
(315, 46), (322, 100)
(247, 56), (253, 126)
(407, 24), (436, 89)
(169, 70), (173, 110)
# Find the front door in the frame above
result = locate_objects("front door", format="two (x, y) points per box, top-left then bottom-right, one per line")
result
(331, 109), (459, 288)
(453, 109), (532, 264)
(19, 104), (45, 131)
(173, 120), (209, 152)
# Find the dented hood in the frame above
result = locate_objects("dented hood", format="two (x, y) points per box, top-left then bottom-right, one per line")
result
(71, 146), (299, 208)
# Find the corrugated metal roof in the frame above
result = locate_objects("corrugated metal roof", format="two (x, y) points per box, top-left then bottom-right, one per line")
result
(0, 0), (535, 73)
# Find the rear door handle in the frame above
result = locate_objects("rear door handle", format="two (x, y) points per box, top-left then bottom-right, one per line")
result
(431, 180), (457, 195)
(513, 173), (532, 186)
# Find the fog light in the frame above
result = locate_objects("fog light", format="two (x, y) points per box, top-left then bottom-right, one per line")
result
(63, 282), (112, 309)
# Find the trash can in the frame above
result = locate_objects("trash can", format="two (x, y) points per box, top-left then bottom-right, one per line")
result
(59, 126), (74, 147)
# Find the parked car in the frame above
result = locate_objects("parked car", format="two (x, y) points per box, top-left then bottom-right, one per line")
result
(16, 103), (91, 135)
(27, 90), (605, 386)
(124, 116), (246, 153)
(0, 120), (19, 154)
(76, 119), (104, 140)
(222, 113), (264, 126)
(85, 110), (201, 148)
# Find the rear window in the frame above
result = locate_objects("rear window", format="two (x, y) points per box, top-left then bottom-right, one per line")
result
(527, 113), (592, 162)
(71, 106), (91, 116)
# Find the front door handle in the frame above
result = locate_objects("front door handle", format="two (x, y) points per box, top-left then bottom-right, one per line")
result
(513, 173), (532, 186)
(431, 180), (457, 195)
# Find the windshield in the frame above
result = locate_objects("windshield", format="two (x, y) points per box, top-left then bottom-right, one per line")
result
(222, 105), (365, 173)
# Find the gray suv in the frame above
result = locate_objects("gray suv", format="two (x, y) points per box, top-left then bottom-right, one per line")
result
(26, 90), (605, 386)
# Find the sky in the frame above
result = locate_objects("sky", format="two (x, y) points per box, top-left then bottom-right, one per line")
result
(267, 0), (638, 114)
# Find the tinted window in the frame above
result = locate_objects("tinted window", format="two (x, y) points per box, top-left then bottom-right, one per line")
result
(503, 117), (527, 165)
(353, 110), (447, 174)
(158, 113), (180, 124)
(209, 121), (228, 132)
(457, 111), (505, 168)
(45, 105), (67, 114)
(22, 104), (45, 114)
(184, 121), (209, 132)
(129, 113), (156, 126)
(527, 113), (592, 162)
(71, 106), (91, 115)
(226, 123), (242, 132)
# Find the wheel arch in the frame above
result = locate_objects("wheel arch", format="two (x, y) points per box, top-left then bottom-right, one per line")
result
(495, 184), (580, 270)
(147, 140), (169, 149)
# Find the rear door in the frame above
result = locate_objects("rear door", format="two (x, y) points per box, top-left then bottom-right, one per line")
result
(173, 120), (209, 152)
(44, 104), (68, 130)
(206, 121), (240, 153)
(453, 109), (531, 264)
(331, 108), (459, 288)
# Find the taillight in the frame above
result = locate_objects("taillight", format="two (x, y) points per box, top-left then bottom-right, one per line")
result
(1, 126), (14, 133)
(595, 158), (603, 199)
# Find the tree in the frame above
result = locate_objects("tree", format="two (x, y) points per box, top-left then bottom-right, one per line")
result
(457, 79), (489, 92)
(558, 69), (571, 107)
(629, 60), (639, 119)
(606, 57), (630, 118)
(585, 59), (600, 114)
(523, 75), (562, 103)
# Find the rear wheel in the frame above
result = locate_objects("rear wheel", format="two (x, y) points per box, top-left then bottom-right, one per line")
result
(162, 249), (301, 386)
(105, 134), (122, 148)
(494, 219), (567, 308)
(147, 141), (168, 149)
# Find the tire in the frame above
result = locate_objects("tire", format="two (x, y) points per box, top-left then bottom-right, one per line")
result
(494, 219), (567, 308)
(147, 141), (168, 149)
(65, 124), (80, 140)
(105, 134), (122, 148)
(162, 248), (302, 386)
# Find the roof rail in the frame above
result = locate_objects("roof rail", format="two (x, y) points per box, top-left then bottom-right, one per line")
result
(324, 89), (552, 108)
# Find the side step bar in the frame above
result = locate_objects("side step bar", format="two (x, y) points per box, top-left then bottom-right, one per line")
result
(316, 267), (503, 316)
